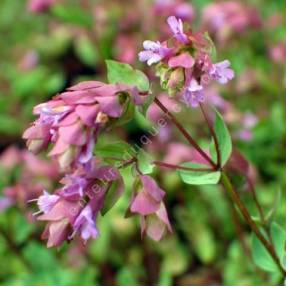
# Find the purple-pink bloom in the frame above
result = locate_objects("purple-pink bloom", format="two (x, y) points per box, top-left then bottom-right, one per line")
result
(37, 190), (60, 214)
(182, 78), (205, 108)
(38, 198), (81, 247)
(59, 174), (88, 199)
(168, 52), (195, 68)
(139, 40), (172, 66)
(130, 175), (172, 241)
(141, 203), (172, 241)
(167, 16), (189, 44)
(209, 60), (235, 84)
(27, 0), (54, 13)
(23, 81), (142, 170)
(72, 204), (99, 242)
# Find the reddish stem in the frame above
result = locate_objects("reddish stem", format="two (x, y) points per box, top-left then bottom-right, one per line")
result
(153, 161), (213, 172)
(154, 97), (217, 169)
(199, 103), (221, 168)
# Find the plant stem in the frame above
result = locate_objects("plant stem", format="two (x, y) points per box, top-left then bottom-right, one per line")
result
(154, 97), (217, 169)
(220, 172), (286, 276)
(153, 161), (213, 172)
(118, 157), (137, 169)
(199, 103), (221, 168)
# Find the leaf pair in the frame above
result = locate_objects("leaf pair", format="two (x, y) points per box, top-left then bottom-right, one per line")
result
(179, 109), (232, 186)
(251, 222), (286, 273)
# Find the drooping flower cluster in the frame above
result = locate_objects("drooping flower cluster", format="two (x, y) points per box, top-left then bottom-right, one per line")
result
(35, 161), (124, 247)
(22, 79), (171, 247)
(129, 175), (172, 241)
(139, 16), (235, 107)
(23, 81), (140, 170)
(202, 1), (261, 43)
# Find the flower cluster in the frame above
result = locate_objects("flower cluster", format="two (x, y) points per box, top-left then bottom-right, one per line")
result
(23, 81), (140, 170)
(202, 1), (261, 43)
(22, 79), (171, 247)
(35, 161), (124, 247)
(27, 0), (55, 13)
(129, 175), (172, 241)
(139, 16), (235, 107)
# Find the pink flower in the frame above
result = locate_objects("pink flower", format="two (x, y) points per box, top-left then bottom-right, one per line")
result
(23, 81), (141, 170)
(130, 175), (172, 241)
(202, 2), (260, 42)
(167, 16), (189, 44)
(139, 41), (172, 66)
(141, 203), (172, 241)
(37, 191), (60, 214)
(72, 204), (99, 242)
(210, 60), (235, 84)
(38, 199), (81, 247)
(27, 0), (54, 13)
(154, 1), (194, 23)
(168, 52), (195, 69)
(182, 78), (205, 108)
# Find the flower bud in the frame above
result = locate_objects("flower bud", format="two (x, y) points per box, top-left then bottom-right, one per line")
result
(167, 68), (185, 96)
(27, 139), (46, 154)
(58, 147), (75, 170)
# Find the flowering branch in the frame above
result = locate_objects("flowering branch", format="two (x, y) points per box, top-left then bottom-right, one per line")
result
(220, 172), (286, 276)
(153, 161), (213, 172)
(199, 103), (221, 168)
(154, 97), (217, 169)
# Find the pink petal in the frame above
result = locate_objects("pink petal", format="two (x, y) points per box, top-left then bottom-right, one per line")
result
(57, 112), (78, 127)
(141, 175), (165, 202)
(145, 214), (166, 241)
(38, 199), (80, 222)
(23, 124), (50, 140)
(60, 91), (97, 105)
(48, 138), (69, 156)
(95, 96), (123, 118)
(130, 191), (160, 216)
(58, 122), (86, 146)
(75, 104), (99, 126)
(45, 220), (69, 248)
(168, 53), (195, 68)
(67, 81), (104, 91)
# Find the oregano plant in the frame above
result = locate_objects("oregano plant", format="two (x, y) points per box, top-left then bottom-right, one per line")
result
(21, 15), (286, 282)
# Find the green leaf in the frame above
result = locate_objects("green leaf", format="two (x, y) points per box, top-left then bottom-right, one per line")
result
(271, 222), (286, 261)
(138, 92), (155, 116)
(94, 140), (133, 160)
(111, 94), (135, 127)
(204, 32), (217, 60)
(178, 163), (221, 185)
(137, 150), (154, 175)
(101, 179), (124, 215)
(106, 60), (150, 92)
(210, 108), (232, 167)
(251, 233), (278, 272)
